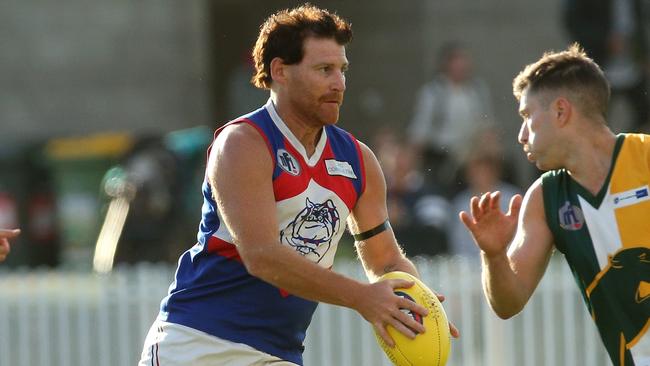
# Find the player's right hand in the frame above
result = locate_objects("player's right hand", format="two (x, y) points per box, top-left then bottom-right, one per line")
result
(355, 279), (428, 347)
(459, 191), (522, 257)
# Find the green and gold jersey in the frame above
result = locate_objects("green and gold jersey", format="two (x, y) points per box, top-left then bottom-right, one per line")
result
(542, 133), (650, 366)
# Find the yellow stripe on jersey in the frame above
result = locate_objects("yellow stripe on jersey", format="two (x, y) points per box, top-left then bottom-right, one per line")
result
(628, 319), (650, 349)
(609, 134), (650, 248)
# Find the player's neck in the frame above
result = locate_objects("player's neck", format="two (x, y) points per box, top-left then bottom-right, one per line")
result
(565, 127), (617, 196)
(271, 94), (323, 157)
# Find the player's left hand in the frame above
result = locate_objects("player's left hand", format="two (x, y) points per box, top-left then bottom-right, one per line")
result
(460, 191), (522, 258)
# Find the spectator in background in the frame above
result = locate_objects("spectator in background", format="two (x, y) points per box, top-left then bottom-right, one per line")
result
(0, 228), (20, 262)
(374, 130), (450, 257)
(449, 130), (521, 261)
(407, 41), (494, 193)
(564, 0), (650, 131)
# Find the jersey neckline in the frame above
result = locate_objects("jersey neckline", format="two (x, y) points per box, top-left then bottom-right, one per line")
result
(265, 99), (327, 167)
(567, 133), (626, 208)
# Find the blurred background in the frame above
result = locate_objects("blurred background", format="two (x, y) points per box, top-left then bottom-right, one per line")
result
(0, 0), (648, 365)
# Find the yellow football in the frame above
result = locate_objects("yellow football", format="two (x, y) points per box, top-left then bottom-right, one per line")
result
(374, 271), (451, 366)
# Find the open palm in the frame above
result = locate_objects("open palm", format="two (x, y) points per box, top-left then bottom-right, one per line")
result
(459, 192), (522, 257)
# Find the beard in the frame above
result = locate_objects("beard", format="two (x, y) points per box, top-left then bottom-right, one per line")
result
(292, 93), (343, 126)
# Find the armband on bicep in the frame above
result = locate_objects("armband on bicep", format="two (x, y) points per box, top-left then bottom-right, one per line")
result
(352, 220), (391, 241)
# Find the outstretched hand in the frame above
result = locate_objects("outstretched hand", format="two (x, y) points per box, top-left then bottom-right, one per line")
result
(459, 192), (522, 257)
(0, 228), (20, 262)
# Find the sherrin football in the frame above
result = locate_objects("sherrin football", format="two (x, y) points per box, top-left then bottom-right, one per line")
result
(374, 271), (451, 366)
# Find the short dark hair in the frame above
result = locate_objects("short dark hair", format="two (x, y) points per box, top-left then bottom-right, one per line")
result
(251, 3), (353, 89)
(513, 43), (610, 119)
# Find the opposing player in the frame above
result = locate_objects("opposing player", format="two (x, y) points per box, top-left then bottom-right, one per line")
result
(0, 228), (20, 262)
(139, 4), (457, 365)
(461, 44), (649, 366)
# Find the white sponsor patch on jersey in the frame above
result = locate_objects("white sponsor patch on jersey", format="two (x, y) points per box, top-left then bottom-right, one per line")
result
(610, 185), (650, 208)
(325, 159), (357, 179)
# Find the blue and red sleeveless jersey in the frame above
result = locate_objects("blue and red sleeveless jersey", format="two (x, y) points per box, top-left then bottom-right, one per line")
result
(158, 100), (366, 365)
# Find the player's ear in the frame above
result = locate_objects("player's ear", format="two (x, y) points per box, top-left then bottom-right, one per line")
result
(270, 57), (288, 85)
(554, 97), (572, 127)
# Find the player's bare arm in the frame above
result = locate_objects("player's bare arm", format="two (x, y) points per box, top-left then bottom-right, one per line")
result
(0, 228), (20, 262)
(348, 142), (419, 279)
(349, 142), (459, 343)
(460, 178), (554, 318)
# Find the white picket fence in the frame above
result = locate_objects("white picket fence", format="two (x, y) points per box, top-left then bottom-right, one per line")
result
(0, 255), (611, 366)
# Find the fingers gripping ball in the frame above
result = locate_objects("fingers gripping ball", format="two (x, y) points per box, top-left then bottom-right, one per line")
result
(374, 271), (451, 366)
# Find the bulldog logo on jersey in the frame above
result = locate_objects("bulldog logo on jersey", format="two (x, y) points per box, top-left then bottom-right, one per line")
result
(277, 149), (300, 176)
(280, 198), (340, 262)
(558, 201), (584, 231)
